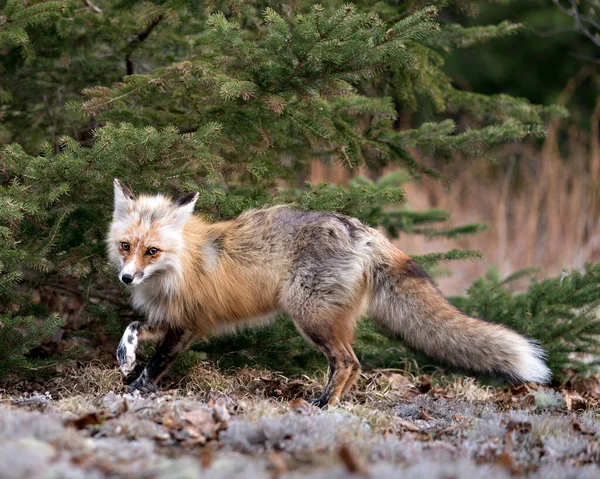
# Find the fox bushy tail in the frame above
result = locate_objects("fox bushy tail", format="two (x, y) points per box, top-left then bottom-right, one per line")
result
(368, 250), (551, 383)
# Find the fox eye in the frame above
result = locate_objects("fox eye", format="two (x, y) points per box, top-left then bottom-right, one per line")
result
(146, 247), (159, 256)
(120, 242), (130, 251)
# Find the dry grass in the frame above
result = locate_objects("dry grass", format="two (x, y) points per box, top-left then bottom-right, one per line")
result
(400, 114), (600, 295)
(53, 360), (125, 398)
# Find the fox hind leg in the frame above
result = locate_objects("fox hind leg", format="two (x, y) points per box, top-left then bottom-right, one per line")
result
(339, 344), (361, 398)
(293, 314), (362, 408)
(307, 334), (361, 408)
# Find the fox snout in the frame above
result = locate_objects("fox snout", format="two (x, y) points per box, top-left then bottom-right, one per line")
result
(119, 262), (145, 286)
(119, 270), (144, 285)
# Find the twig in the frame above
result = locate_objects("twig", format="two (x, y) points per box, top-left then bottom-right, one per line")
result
(551, 0), (600, 48)
(125, 15), (164, 75)
(83, 0), (103, 14)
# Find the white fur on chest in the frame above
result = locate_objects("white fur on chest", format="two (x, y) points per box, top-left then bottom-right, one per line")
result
(131, 271), (182, 325)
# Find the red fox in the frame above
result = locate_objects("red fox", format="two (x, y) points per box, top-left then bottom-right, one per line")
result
(109, 179), (551, 406)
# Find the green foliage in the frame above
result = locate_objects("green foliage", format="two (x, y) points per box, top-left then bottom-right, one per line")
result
(443, 0), (598, 125)
(0, 313), (65, 376)
(0, 1), (66, 61)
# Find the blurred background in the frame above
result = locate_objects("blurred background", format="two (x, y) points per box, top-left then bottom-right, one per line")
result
(310, 0), (600, 295)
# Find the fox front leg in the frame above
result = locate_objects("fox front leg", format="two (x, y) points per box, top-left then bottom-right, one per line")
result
(116, 322), (164, 376)
(128, 327), (194, 393)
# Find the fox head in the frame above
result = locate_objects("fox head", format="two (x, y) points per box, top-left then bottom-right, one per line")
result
(108, 179), (199, 286)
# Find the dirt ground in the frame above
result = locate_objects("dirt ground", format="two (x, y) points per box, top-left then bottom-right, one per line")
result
(1, 363), (600, 479)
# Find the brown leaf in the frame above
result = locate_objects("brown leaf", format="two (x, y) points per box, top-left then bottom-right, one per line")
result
(572, 419), (596, 436)
(564, 391), (587, 412)
(201, 443), (213, 468)
(339, 444), (367, 476)
(496, 451), (523, 476)
(506, 420), (532, 435)
(438, 424), (462, 436)
(418, 408), (435, 421)
(182, 409), (216, 441)
(417, 375), (432, 394)
(508, 384), (530, 398)
(268, 451), (288, 477)
(68, 412), (103, 430)
(115, 398), (128, 416)
(289, 398), (312, 414)
(212, 403), (231, 423)
(387, 373), (412, 391)
(397, 418), (420, 432)
(574, 376), (600, 398)
(161, 414), (184, 431)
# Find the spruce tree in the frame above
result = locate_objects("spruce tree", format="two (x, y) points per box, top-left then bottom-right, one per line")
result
(1, 0), (597, 378)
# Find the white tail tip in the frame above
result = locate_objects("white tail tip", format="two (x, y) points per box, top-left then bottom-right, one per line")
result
(515, 340), (552, 384)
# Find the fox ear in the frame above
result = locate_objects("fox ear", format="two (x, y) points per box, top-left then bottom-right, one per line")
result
(172, 191), (199, 228)
(113, 178), (135, 218)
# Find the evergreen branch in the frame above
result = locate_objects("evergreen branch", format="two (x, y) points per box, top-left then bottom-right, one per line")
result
(429, 21), (522, 50)
(280, 5), (354, 88)
(1, 2), (66, 27)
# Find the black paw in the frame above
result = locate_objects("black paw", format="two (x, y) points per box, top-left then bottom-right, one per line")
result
(308, 396), (328, 409)
(128, 373), (157, 394)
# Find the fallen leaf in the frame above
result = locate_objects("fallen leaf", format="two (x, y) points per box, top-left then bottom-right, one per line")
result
(496, 451), (523, 476)
(212, 403), (231, 423)
(268, 451), (288, 477)
(418, 408), (434, 421)
(339, 444), (367, 476)
(68, 412), (103, 430)
(574, 376), (600, 398)
(572, 419), (596, 436)
(161, 414), (183, 431)
(115, 398), (129, 416)
(201, 443), (213, 468)
(387, 373), (412, 391)
(289, 398), (312, 414)
(182, 409), (215, 444)
(564, 391), (587, 412)
(397, 418), (420, 432)
(417, 375), (432, 394)
(506, 420), (532, 435)
(182, 410), (214, 433)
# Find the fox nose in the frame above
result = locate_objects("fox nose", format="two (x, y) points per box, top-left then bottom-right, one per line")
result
(121, 274), (134, 284)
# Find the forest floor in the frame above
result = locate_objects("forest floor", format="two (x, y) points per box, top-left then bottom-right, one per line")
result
(1, 363), (600, 479)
